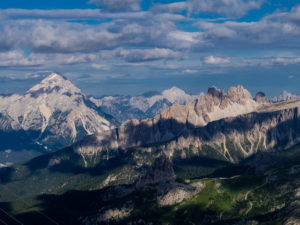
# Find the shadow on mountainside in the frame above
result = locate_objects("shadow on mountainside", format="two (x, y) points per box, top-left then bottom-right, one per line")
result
(74, 107), (300, 160)
(1, 106), (299, 184)
(0, 129), (43, 152)
(0, 166), (15, 184)
(8, 146), (299, 225)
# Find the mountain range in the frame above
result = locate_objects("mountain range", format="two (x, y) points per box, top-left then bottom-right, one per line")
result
(1, 80), (300, 224)
(1, 73), (300, 224)
(1, 72), (298, 165)
(89, 86), (203, 122)
(0, 74), (206, 164)
(272, 90), (300, 102)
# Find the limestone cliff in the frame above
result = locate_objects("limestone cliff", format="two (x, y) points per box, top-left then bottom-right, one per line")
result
(73, 86), (300, 165)
(74, 85), (260, 155)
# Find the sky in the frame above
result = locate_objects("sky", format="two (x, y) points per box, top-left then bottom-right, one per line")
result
(0, 0), (300, 97)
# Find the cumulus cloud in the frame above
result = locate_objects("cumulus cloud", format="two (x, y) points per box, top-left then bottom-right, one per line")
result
(203, 56), (231, 65)
(0, 50), (98, 67)
(188, 0), (264, 18)
(1, 3), (300, 71)
(104, 48), (181, 62)
(2, 9), (104, 20)
(152, 2), (187, 13)
(270, 57), (300, 66)
(0, 14), (196, 55)
(152, 0), (264, 18)
(0, 9), (149, 20)
(89, 0), (141, 11)
(91, 64), (110, 70)
(196, 6), (300, 49)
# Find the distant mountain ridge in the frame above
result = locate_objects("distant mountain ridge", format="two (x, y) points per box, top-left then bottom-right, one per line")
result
(90, 86), (203, 122)
(0, 73), (116, 163)
(273, 90), (300, 102)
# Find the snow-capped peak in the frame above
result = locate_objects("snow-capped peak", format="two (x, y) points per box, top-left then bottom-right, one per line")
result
(41, 72), (67, 83)
(27, 72), (81, 96)
(0, 72), (112, 153)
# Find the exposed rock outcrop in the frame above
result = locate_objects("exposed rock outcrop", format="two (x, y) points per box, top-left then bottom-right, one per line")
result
(255, 91), (271, 104)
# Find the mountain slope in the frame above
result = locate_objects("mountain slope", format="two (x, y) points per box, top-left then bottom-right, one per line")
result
(0, 73), (115, 163)
(1, 139), (300, 225)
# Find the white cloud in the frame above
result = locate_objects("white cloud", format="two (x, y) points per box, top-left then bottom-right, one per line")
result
(152, 2), (187, 13)
(270, 57), (300, 66)
(108, 48), (181, 62)
(152, 0), (264, 18)
(0, 4), (300, 70)
(89, 0), (141, 11)
(187, 0), (264, 18)
(195, 6), (300, 49)
(203, 56), (231, 65)
(182, 69), (198, 73)
(91, 64), (110, 70)
(1, 9), (149, 20)
(0, 50), (98, 67)
(0, 14), (193, 55)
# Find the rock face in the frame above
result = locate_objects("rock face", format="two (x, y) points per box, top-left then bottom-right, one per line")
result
(74, 85), (261, 155)
(158, 182), (203, 206)
(255, 91), (271, 104)
(0, 73), (114, 161)
(89, 86), (203, 122)
(163, 106), (300, 162)
(136, 155), (176, 187)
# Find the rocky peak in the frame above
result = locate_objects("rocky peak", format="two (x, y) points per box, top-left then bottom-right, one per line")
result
(162, 86), (190, 104)
(227, 85), (252, 102)
(255, 91), (271, 104)
(207, 86), (224, 98)
(206, 85), (252, 104)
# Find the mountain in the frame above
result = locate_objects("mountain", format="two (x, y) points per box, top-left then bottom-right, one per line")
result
(273, 90), (300, 102)
(0, 73), (116, 163)
(89, 86), (203, 122)
(76, 86), (262, 156)
(1, 85), (300, 224)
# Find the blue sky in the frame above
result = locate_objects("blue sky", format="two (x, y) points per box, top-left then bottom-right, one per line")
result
(0, 0), (300, 97)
